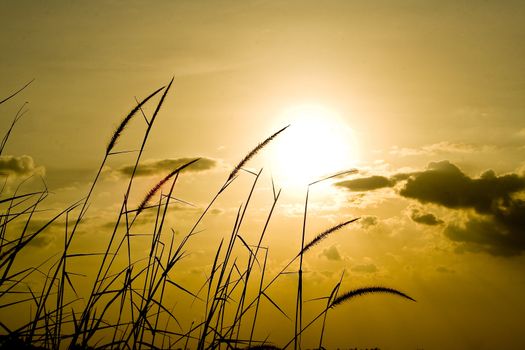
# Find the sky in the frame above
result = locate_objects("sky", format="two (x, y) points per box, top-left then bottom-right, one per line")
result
(1, 1), (525, 349)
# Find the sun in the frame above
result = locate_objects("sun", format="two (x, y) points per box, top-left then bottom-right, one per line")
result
(268, 104), (359, 189)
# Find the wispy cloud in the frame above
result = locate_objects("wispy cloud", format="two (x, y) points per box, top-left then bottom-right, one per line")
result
(389, 141), (494, 157)
(351, 263), (378, 274)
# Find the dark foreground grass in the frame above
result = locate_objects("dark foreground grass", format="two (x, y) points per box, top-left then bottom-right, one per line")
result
(0, 79), (414, 350)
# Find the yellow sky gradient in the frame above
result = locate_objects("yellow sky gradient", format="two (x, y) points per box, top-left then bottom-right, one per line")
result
(1, 1), (525, 349)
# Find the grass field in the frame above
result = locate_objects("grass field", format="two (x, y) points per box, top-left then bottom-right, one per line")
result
(0, 79), (414, 350)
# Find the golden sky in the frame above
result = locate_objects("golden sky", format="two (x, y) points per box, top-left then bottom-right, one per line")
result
(1, 1), (525, 349)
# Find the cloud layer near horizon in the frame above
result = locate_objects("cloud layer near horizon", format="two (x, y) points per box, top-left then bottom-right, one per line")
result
(336, 160), (525, 256)
(117, 157), (217, 177)
(0, 155), (45, 178)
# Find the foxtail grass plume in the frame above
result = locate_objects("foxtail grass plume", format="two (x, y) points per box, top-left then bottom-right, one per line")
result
(228, 125), (289, 181)
(300, 218), (359, 255)
(136, 158), (200, 215)
(106, 85), (165, 154)
(330, 286), (416, 308)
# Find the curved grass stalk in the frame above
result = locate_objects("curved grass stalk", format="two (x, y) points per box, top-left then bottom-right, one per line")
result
(228, 125), (289, 181)
(283, 286), (415, 349)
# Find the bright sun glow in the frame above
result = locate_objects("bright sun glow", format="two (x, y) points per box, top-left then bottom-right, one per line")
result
(269, 104), (359, 189)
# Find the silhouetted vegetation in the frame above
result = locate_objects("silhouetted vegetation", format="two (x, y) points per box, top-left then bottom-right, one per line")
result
(0, 79), (414, 349)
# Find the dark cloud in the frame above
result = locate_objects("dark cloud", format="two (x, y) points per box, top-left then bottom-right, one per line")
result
(26, 231), (55, 248)
(410, 209), (443, 226)
(436, 266), (455, 274)
(320, 245), (342, 261)
(335, 175), (394, 191)
(118, 157), (216, 177)
(11, 218), (60, 248)
(399, 161), (525, 256)
(0, 155), (44, 177)
(390, 172), (413, 182)
(400, 161), (525, 213)
(336, 160), (525, 256)
(444, 212), (525, 256)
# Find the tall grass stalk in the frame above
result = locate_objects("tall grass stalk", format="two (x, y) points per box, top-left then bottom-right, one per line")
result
(228, 125), (289, 181)
(283, 286), (415, 349)
(71, 78), (173, 348)
(0, 80), (415, 350)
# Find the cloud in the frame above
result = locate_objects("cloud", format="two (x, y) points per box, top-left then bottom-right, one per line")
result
(399, 161), (525, 213)
(336, 160), (525, 256)
(0, 155), (45, 178)
(10, 218), (60, 249)
(359, 215), (378, 229)
(320, 245), (342, 261)
(444, 212), (525, 256)
(210, 208), (224, 215)
(389, 141), (490, 157)
(335, 175), (394, 192)
(351, 263), (378, 274)
(436, 266), (455, 274)
(410, 209), (443, 226)
(515, 128), (525, 139)
(117, 157), (216, 177)
(26, 231), (55, 248)
(399, 161), (525, 256)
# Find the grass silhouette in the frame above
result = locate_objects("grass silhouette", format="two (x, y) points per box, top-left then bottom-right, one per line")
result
(0, 78), (414, 349)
